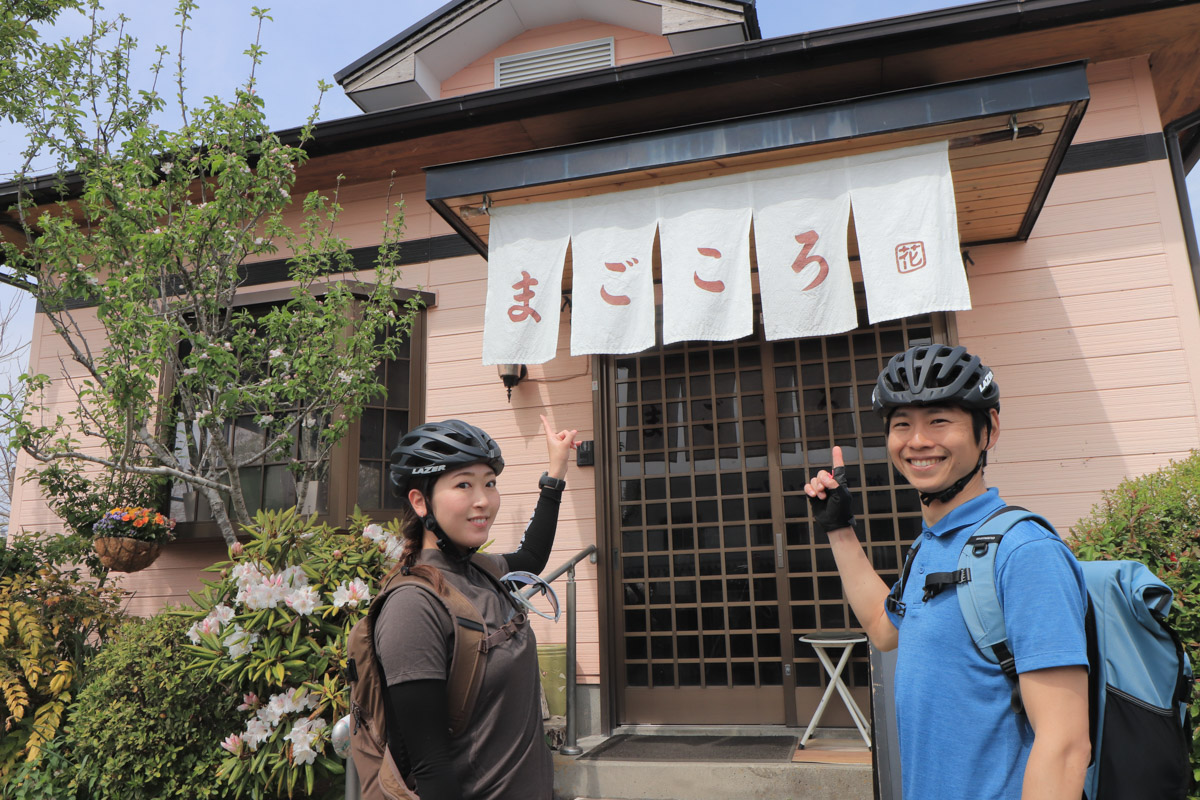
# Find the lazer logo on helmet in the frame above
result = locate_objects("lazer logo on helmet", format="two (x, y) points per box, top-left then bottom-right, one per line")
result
(411, 465), (447, 475)
(978, 371), (994, 393)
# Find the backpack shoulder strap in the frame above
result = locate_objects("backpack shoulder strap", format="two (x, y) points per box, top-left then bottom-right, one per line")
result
(885, 535), (924, 618)
(470, 551), (507, 580)
(954, 505), (1055, 713)
(368, 568), (490, 739)
(437, 578), (490, 738)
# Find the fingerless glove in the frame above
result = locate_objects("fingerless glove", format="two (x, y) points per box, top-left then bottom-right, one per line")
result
(806, 466), (856, 535)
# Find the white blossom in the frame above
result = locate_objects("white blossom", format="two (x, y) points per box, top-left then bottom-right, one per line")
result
(243, 718), (271, 750)
(285, 717), (327, 765)
(187, 603), (236, 644)
(231, 561), (267, 592)
(259, 687), (310, 727)
(279, 565), (308, 589)
(243, 577), (286, 611)
(331, 578), (371, 609)
(285, 585), (319, 616)
(223, 624), (259, 659)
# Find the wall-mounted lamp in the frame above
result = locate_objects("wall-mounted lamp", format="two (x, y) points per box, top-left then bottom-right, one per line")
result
(497, 363), (527, 400)
(459, 194), (492, 219)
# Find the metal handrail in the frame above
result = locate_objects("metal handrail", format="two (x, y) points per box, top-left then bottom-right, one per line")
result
(536, 544), (597, 756)
(532, 544), (598, 590)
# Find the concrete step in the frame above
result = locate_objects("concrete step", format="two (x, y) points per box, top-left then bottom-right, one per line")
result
(552, 729), (873, 800)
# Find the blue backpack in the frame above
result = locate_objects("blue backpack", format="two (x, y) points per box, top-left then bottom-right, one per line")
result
(891, 506), (1193, 800)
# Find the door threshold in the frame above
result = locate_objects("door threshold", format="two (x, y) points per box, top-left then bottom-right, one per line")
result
(612, 723), (862, 739)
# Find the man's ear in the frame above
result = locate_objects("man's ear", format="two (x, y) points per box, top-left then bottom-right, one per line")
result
(408, 488), (429, 517)
(984, 408), (1001, 450)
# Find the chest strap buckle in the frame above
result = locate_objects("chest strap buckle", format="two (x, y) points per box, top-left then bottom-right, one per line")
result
(922, 568), (971, 602)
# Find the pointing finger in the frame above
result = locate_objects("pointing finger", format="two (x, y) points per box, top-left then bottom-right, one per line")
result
(831, 446), (847, 486)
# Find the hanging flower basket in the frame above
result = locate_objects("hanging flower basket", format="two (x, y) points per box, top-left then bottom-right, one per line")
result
(93, 536), (164, 573)
(91, 507), (177, 573)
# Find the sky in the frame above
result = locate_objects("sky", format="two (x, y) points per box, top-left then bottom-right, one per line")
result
(0, 0), (1197, 382)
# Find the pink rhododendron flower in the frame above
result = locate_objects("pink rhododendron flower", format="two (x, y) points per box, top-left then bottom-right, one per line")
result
(279, 566), (309, 589)
(243, 719), (271, 751)
(285, 585), (319, 616)
(331, 578), (371, 609)
(223, 624), (259, 659)
(285, 717), (328, 766)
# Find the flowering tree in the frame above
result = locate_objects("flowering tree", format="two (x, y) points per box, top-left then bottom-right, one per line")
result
(0, 0), (418, 544)
(183, 508), (402, 797)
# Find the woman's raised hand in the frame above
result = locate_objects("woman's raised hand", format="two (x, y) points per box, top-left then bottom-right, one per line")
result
(541, 413), (579, 480)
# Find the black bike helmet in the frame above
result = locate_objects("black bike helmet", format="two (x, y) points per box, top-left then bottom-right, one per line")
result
(389, 419), (505, 497)
(872, 344), (999, 417)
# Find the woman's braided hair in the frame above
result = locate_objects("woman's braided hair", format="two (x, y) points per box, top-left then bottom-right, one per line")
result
(383, 477), (447, 595)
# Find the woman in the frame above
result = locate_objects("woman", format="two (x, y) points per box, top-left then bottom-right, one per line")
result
(375, 415), (577, 800)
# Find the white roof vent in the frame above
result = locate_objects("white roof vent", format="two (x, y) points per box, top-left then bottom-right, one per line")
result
(495, 37), (615, 88)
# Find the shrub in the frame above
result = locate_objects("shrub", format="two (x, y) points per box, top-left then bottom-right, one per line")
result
(55, 613), (240, 800)
(0, 737), (76, 800)
(1069, 450), (1200, 793)
(0, 532), (126, 783)
(183, 507), (404, 799)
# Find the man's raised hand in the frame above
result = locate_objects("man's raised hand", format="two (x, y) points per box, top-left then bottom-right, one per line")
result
(804, 446), (856, 535)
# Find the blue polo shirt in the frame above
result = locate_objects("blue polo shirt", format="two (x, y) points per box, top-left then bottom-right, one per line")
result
(885, 489), (1088, 800)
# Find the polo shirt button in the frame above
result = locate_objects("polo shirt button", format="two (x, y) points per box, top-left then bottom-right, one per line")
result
(918, 566), (925, 574)
(924, 533), (932, 540)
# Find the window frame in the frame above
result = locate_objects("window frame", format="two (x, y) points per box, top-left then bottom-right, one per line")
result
(167, 280), (431, 540)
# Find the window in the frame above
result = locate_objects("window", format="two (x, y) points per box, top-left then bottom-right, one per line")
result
(169, 284), (428, 538)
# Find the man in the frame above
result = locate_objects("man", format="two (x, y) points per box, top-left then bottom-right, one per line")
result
(804, 344), (1091, 800)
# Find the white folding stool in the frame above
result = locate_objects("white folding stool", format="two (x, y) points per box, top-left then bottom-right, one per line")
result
(797, 631), (872, 748)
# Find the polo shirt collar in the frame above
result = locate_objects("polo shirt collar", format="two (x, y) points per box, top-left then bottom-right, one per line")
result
(924, 487), (1004, 538)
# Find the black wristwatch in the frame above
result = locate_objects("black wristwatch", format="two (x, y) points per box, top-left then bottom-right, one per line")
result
(538, 472), (566, 491)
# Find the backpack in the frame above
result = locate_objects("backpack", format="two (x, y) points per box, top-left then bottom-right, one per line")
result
(344, 554), (526, 800)
(888, 506), (1193, 800)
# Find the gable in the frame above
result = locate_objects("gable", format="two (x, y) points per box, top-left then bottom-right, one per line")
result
(335, 0), (758, 112)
